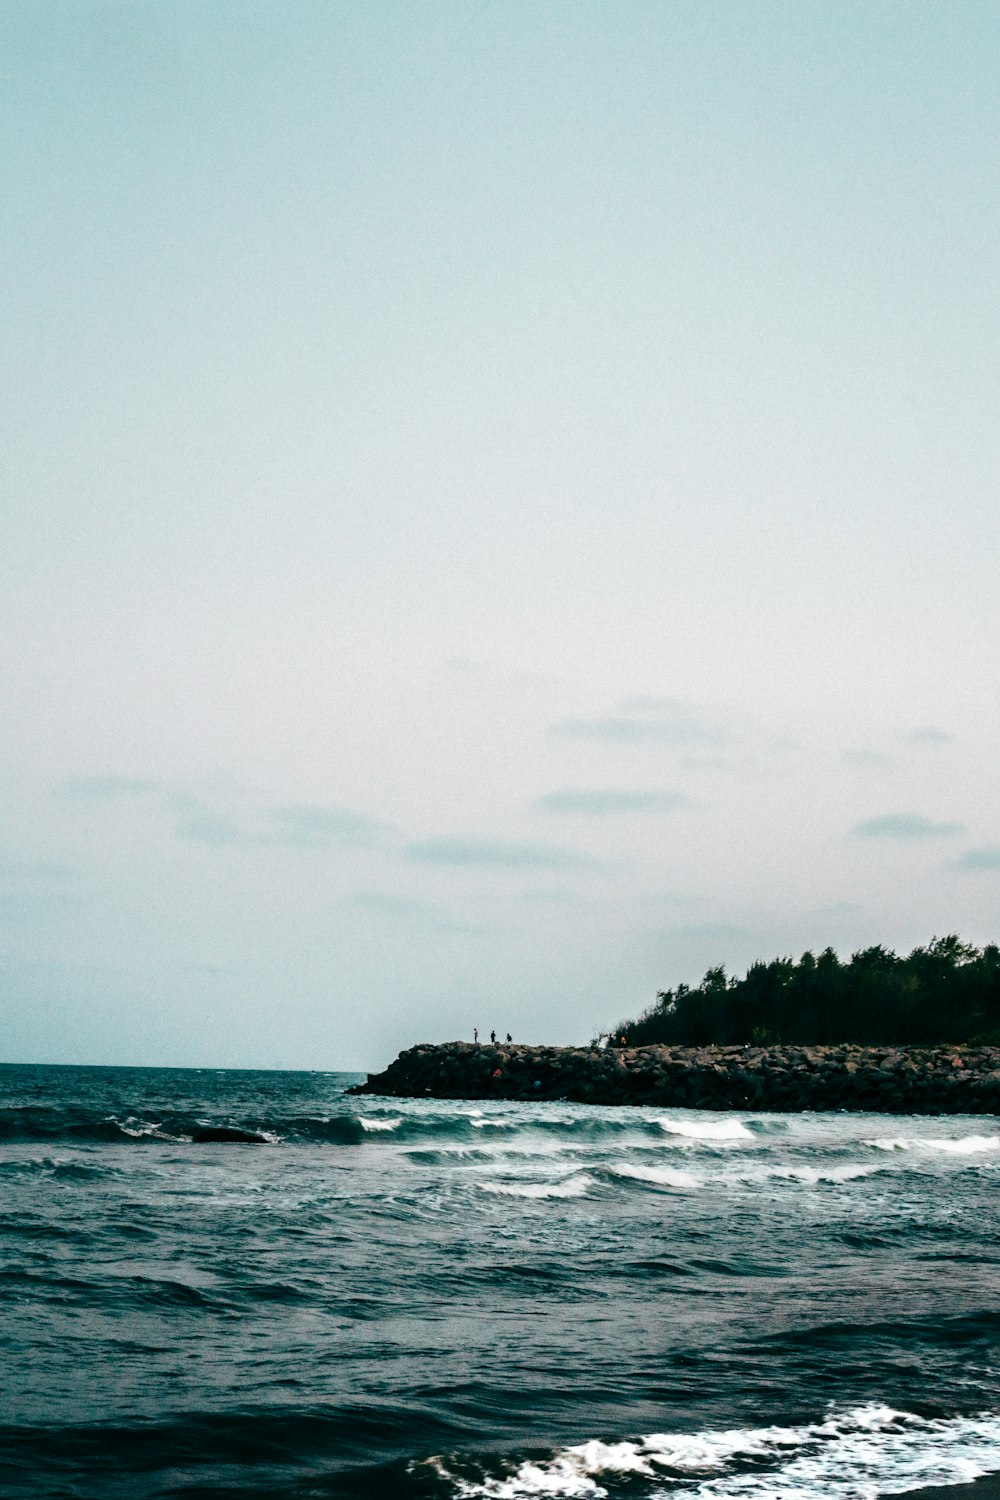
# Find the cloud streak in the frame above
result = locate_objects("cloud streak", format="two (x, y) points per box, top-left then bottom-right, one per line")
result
(852, 812), (965, 840)
(59, 774), (160, 800)
(533, 789), (689, 816)
(0, 856), (80, 924)
(0, 856), (76, 883)
(404, 838), (601, 870)
(841, 749), (893, 769)
(954, 847), (1000, 871)
(336, 891), (482, 932)
(172, 797), (389, 849)
(908, 725), (953, 745)
(550, 697), (724, 746)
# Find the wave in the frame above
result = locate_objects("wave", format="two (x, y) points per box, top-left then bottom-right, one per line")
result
(866, 1133), (1000, 1155)
(921, 1134), (1000, 1154)
(478, 1173), (595, 1199)
(754, 1162), (885, 1185)
(4, 1096), (995, 1166)
(426, 1403), (1000, 1498)
(0, 1156), (115, 1180)
(0, 1106), (385, 1147)
(609, 1161), (700, 1189)
(0, 1103), (698, 1150)
(656, 1116), (755, 1142)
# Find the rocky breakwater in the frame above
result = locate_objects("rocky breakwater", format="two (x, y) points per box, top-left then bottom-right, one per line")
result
(350, 1041), (1000, 1114)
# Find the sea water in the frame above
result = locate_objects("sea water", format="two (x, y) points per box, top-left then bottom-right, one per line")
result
(2, 1063), (999, 1499)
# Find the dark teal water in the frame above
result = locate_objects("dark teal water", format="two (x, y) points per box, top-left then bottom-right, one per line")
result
(2, 1063), (1000, 1498)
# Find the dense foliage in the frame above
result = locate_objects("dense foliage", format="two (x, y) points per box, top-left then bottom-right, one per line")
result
(612, 937), (1000, 1046)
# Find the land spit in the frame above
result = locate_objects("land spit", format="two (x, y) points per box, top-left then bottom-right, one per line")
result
(351, 1041), (1000, 1114)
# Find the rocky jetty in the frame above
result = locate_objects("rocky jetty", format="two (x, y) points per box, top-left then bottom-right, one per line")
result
(350, 1041), (1000, 1114)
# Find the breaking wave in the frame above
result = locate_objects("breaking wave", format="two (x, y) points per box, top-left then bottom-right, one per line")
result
(656, 1116), (756, 1142)
(426, 1404), (1000, 1498)
(479, 1173), (595, 1199)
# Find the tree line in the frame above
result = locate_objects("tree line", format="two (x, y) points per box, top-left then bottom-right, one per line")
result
(611, 936), (1000, 1047)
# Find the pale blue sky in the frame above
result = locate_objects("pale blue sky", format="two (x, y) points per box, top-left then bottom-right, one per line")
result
(2, 2), (999, 1066)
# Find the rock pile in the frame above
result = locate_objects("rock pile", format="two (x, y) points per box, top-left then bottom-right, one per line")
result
(350, 1041), (1000, 1114)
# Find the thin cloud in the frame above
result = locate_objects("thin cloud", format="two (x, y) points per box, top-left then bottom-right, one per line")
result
(852, 812), (965, 840)
(533, 789), (689, 816)
(636, 891), (708, 910)
(172, 801), (245, 846)
(517, 888), (588, 905)
(618, 694), (680, 712)
(842, 749), (893, 769)
(59, 774), (159, 799)
(337, 891), (482, 932)
(551, 697), (723, 746)
(0, 857), (80, 921)
(0, 890), (80, 919)
(666, 921), (749, 941)
(172, 797), (388, 849)
(339, 892), (442, 917)
(908, 725), (953, 745)
(267, 804), (386, 848)
(404, 838), (600, 871)
(954, 846), (1000, 871)
(0, 856), (76, 883)
(551, 717), (718, 745)
(550, 717), (679, 743)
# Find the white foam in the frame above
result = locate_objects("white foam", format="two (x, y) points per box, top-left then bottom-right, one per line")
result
(922, 1134), (1000, 1155)
(430, 1403), (1000, 1499)
(610, 1162), (700, 1189)
(866, 1133), (1000, 1156)
(478, 1173), (593, 1200)
(360, 1118), (402, 1132)
(656, 1116), (754, 1142)
(768, 1162), (882, 1185)
(118, 1120), (164, 1138)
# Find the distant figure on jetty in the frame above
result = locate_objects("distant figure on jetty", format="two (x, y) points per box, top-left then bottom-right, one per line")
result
(490, 1030), (496, 1044)
(505, 1032), (512, 1044)
(473, 1028), (478, 1043)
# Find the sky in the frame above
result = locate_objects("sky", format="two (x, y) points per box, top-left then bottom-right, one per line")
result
(2, 1), (999, 1069)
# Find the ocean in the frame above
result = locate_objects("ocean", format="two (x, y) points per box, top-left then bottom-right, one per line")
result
(2, 1063), (999, 1500)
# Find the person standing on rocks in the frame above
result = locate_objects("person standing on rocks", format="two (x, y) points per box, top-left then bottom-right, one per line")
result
(473, 1028), (478, 1043)
(490, 1030), (496, 1044)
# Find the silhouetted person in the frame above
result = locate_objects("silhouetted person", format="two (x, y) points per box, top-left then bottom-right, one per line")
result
(490, 1030), (496, 1044)
(505, 1032), (512, 1044)
(473, 1028), (478, 1043)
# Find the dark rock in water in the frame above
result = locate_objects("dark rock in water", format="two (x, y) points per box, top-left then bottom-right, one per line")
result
(191, 1126), (268, 1144)
(348, 1040), (1000, 1115)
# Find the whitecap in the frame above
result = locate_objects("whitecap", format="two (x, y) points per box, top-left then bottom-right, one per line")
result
(656, 1116), (754, 1142)
(921, 1134), (1000, 1155)
(117, 1121), (164, 1138)
(478, 1173), (593, 1200)
(430, 1402), (1000, 1499)
(359, 1118), (402, 1132)
(610, 1162), (699, 1189)
(865, 1134), (1000, 1156)
(770, 1162), (882, 1185)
